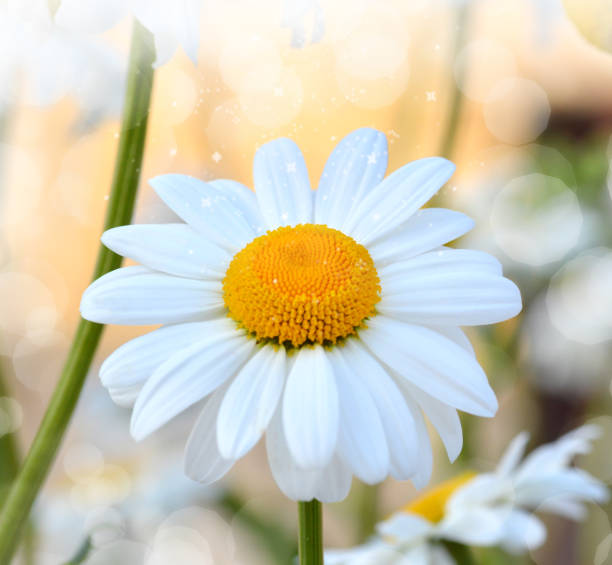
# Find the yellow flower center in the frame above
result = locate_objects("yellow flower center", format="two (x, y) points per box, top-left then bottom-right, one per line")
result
(223, 224), (381, 347)
(402, 472), (476, 523)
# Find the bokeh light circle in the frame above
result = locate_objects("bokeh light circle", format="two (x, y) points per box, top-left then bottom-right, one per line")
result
(484, 78), (551, 145)
(0, 397), (23, 436)
(491, 173), (582, 265)
(546, 249), (612, 345)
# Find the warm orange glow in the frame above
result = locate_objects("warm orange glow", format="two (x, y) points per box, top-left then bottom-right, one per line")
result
(223, 224), (380, 347)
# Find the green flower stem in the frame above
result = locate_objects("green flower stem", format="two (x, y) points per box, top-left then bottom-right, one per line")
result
(0, 19), (155, 563)
(298, 500), (324, 565)
(0, 364), (20, 507)
(439, 2), (471, 161)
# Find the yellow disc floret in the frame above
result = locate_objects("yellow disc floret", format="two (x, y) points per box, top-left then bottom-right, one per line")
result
(402, 472), (476, 524)
(223, 224), (381, 347)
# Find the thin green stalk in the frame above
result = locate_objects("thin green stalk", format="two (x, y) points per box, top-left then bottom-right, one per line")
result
(0, 364), (20, 507)
(298, 500), (323, 565)
(438, 2), (471, 161)
(0, 19), (155, 563)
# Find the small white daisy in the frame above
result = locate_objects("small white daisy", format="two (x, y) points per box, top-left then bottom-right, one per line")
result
(80, 128), (522, 502)
(326, 425), (608, 564)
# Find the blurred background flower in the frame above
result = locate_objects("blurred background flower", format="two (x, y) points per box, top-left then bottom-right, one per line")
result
(1, 0), (612, 563)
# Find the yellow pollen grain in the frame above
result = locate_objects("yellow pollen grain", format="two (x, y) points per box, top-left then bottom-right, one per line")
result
(401, 472), (477, 524)
(223, 224), (381, 347)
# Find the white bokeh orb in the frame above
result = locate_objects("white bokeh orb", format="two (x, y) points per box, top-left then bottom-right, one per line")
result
(546, 249), (612, 345)
(491, 173), (582, 265)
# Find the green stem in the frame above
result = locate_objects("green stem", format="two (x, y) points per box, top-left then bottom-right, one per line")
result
(438, 2), (471, 161)
(0, 365), (20, 507)
(298, 500), (323, 565)
(0, 19), (155, 563)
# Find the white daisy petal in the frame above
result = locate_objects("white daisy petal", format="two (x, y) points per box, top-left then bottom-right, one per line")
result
(208, 179), (265, 235)
(150, 174), (258, 252)
(282, 345), (339, 469)
(367, 208), (474, 266)
(184, 386), (235, 484)
(130, 321), (255, 440)
(378, 255), (521, 326)
(266, 407), (320, 501)
(343, 157), (455, 245)
(497, 510), (547, 553)
(496, 432), (530, 476)
(398, 381), (463, 462)
(314, 128), (388, 229)
(341, 339), (418, 480)
(325, 542), (397, 565)
(107, 385), (142, 408)
(80, 266), (223, 325)
(362, 317), (498, 417)
(101, 224), (231, 279)
(314, 457), (353, 504)
(446, 474), (511, 511)
(438, 507), (511, 546)
(380, 248), (503, 280)
(515, 470), (608, 508)
(253, 138), (313, 229)
(403, 393), (433, 489)
(267, 405), (351, 503)
(217, 346), (286, 460)
(517, 425), (601, 478)
(327, 347), (389, 484)
(377, 513), (433, 543)
(427, 325), (475, 356)
(100, 321), (217, 403)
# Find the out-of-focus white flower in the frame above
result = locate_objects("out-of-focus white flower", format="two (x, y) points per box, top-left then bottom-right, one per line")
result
(54, 0), (202, 67)
(326, 426), (608, 564)
(80, 128), (521, 502)
(281, 0), (325, 47)
(1, 1), (125, 128)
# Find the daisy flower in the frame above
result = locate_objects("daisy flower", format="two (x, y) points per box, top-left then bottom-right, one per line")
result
(80, 127), (521, 502)
(326, 425), (608, 564)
